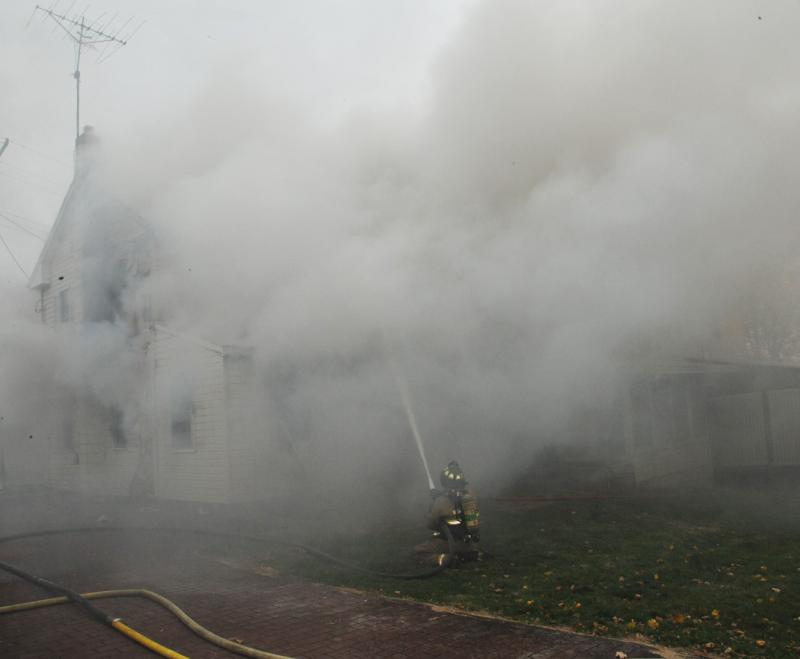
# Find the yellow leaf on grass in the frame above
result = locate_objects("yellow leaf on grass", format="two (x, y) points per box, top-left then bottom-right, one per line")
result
(671, 613), (686, 624)
(711, 609), (720, 618)
(647, 618), (659, 630)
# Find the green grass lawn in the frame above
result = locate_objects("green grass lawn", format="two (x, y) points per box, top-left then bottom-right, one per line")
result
(267, 494), (800, 658)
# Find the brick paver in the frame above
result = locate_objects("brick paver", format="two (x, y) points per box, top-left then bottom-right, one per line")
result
(0, 530), (665, 658)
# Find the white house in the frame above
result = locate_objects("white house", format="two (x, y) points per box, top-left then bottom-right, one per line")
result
(26, 130), (271, 504)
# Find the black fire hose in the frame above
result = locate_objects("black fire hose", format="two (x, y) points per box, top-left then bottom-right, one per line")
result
(0, 558), (190, 658)
(0, 557), (114, 625)
(0, 525), (457, 657)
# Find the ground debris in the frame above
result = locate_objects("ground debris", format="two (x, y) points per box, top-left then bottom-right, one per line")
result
(253, 564), (280, 577)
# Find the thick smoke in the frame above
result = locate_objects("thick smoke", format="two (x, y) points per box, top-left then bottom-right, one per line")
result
(12, 0), (800, 499)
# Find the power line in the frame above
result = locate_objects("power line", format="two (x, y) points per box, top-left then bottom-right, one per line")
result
(0, 160), (65, 188)
(0, 213), (46, 242)
(0, 229), (30, 279)
(6, 139), (71, 168)
(0, 208), (50, 231)
(0, 170), (63, 196)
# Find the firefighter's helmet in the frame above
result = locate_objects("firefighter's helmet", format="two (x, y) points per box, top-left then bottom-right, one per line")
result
(440, 460), (466, 490)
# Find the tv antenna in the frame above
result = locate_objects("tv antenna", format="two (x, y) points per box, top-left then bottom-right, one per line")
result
(29, 3), (144, 142)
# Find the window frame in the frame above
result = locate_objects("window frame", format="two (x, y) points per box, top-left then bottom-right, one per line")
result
(170, 396), (195, 451)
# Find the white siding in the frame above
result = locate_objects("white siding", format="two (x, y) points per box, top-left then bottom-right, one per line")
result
(708, 392), (768, 467)
(151, 331), (232, 503)
(224, 350), (270, 502)
(48, 398), (138, 496)
(767, 389), (800, 465)
(625, 374), (714, 486)
(40, 218), (84, 327)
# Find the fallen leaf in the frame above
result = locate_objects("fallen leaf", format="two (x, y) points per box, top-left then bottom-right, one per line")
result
(647, 618), (659, 630)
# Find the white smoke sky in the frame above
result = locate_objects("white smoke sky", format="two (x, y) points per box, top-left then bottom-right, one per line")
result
(0, 0), (469, 277)
(4, 0), (800, 492)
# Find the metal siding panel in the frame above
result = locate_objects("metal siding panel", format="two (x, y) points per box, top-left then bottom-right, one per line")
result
(767, 389), (800, 465)
(708, 393), (768, 467)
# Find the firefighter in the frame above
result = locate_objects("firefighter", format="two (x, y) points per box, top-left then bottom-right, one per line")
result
(415, 460), (481, 566)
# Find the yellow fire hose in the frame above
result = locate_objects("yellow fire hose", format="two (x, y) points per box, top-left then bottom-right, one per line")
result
(0, 588), (294, 659)
(0, 525), (454, 657)
(111, 618), (189, 659)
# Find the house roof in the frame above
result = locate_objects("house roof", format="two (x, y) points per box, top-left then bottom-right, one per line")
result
(28, 138), (152, 290)
(27, 171), (82, 290)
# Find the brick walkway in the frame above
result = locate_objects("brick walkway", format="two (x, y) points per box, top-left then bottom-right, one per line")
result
(0, 530), (665, 659)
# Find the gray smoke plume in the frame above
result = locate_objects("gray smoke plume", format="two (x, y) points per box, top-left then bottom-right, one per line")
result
(6, 0), (800, 500)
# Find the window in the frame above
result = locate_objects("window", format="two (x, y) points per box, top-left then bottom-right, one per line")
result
(110, 407), (126, 448)
(58, 289), (70, 322)
(171, 398), (193, 450)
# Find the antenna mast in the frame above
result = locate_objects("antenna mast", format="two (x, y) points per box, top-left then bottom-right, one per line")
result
(30, 3), (142, 142)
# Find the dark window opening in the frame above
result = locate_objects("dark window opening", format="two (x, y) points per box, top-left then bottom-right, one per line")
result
(171, 399), (193, 450)
(110, 407), (126, 448)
